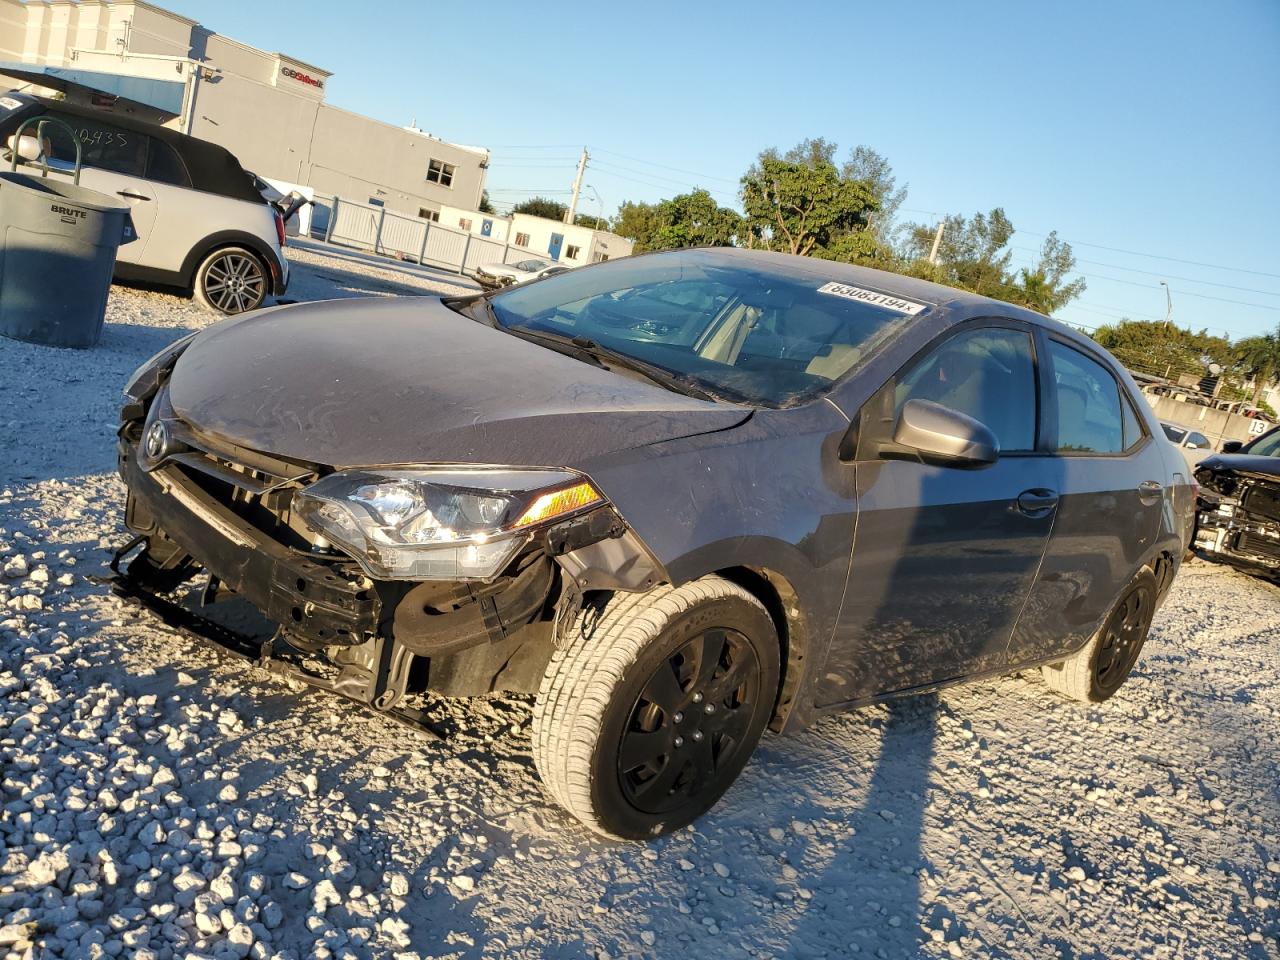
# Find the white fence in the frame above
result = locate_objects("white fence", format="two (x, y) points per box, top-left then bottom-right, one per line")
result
(310, 195), (542, 275)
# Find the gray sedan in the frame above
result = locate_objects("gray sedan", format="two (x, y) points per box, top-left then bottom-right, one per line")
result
(114, 248), (1195, 839)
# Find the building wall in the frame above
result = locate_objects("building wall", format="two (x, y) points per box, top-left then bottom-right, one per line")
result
(0, 0), (487, 218)
(438, 205), (511, 242)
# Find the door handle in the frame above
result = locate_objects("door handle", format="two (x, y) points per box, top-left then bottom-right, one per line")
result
(117, 190), (151, 201)
(1137, 480), (1163, 502)
(1016, 488), (1059, 516)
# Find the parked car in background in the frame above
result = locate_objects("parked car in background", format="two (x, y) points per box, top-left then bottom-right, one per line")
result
(1193, 424), (1280, 581)
(0, 91), (288, 314)
(474, 258), (570, 289)
(1160, 421), (1214, 473)
(113, 248), (1194, 839)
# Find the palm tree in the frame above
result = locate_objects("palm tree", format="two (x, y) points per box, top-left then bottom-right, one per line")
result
(1233, 325), (1280, 406)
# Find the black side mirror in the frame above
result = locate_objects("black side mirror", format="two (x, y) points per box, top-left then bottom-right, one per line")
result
(1221, 440), (1243, 454)
(891, 399), (999, 467)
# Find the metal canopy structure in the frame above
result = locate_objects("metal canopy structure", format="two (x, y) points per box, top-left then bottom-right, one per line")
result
(0, 61), (185, 116)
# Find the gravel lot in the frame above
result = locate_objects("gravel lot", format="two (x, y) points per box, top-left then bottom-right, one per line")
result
(1, 242), (1278, 960)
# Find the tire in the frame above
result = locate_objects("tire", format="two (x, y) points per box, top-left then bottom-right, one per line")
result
(532, 577), (780, 840)
(193, 246), (269, 315)
(1040, 567), (1157, 703)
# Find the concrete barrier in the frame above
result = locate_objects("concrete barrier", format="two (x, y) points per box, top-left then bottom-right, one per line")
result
(1145, 393), (1274, 451)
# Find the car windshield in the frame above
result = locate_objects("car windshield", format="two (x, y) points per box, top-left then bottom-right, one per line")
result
(486, 251), (929, 406)
(1246, 428), (1280, 457)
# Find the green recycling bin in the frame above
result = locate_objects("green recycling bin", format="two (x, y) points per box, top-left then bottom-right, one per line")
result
(0, 116), (136, 348)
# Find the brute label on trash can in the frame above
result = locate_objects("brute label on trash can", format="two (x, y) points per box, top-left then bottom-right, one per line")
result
(0, 172), (135, 349)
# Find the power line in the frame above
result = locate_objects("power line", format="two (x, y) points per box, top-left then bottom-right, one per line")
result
(592, 147), (741, 185)
(1009, 245), (1280, 298)
(1013, 226), (1280, 281)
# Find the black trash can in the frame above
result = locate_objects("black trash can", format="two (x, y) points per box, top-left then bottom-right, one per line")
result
(0, 171), (135, 348)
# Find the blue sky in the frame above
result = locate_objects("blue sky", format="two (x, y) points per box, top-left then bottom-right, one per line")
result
(165, 0), (1280, 340)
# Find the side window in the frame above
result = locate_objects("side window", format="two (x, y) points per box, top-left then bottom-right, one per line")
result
(1121, 394), (1146, 451)
(1185, 431), (1209, 450)
(894, 327), (1038, 452)
(146, 138), (190, 187)
(46, 113), (146, 176)
(1049, 341), (1124, 454)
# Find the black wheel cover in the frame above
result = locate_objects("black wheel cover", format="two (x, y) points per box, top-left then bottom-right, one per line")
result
(617, 627), (763, 816)
(1093, 579), (1155, 697)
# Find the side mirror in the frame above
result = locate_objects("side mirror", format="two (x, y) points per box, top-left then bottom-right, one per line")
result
(6, 134), (42, 162)
(1221, 440), (1243, 454)
(891, 399), (999, 467)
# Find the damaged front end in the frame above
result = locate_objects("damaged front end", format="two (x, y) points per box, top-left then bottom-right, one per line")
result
(114, 366), (663, 731)
(1193, 463), (1280, 579)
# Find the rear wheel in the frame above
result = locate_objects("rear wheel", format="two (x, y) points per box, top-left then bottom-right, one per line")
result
(194, 246), (268, 315)
(532, 577), (779, 840)
(1041, 568), (1157, 703)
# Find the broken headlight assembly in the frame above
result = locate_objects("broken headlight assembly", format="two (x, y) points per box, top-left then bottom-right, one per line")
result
(294, 468), (605, 581)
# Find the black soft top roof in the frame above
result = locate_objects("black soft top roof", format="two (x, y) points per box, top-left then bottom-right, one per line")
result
(8, 92), (263, 204)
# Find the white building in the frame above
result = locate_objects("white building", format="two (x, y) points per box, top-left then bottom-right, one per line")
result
(434, 206), (635, 266)
(0, 0), (488, 218)
(509, 213), (633, 265)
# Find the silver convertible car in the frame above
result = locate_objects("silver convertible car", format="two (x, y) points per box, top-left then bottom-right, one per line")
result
(114, 248), (1196, 839)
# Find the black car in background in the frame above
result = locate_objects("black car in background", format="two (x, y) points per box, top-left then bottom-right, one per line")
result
(1194, 425), (1280, 580)
(114, 248), (1195, 839)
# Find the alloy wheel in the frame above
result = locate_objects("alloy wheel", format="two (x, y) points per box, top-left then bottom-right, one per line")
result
(203, 252), (266, 314)
(617, 628), (762, 815)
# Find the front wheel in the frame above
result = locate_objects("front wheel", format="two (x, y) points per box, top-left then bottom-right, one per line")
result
(532, 577), (779, 840)
(1041, 567), (1157, 703)
(193, 246), (268, 315)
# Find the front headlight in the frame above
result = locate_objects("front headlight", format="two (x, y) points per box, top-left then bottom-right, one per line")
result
(294, 468), (605, 581)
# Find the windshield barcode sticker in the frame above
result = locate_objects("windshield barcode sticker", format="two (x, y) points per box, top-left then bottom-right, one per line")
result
(817, 282), (928, 315)
(0, 97), (23, 112)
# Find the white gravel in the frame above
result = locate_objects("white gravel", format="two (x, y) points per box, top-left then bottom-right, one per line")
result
(1, 242), (1278, 959)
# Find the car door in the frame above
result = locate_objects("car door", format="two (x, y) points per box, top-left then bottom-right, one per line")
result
(1007, 335), (1165, 664)
(40, 112), (159, 264)
(817, 321), (1058, 706)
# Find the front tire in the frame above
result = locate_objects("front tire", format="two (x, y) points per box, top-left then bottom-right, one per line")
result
(1041, 568), (1157, 703)
(193, 246), (268, 315)
(532, 577), (779, 840)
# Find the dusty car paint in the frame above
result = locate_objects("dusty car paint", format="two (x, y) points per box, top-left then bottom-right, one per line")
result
(116, 248), (1194, 737)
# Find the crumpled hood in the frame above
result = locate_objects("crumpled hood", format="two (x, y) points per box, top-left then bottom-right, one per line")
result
(167, 296), (749, 468)
(1195, 454), (1280, 483)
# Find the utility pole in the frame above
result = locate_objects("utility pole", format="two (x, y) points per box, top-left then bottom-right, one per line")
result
(928, 221), (945, 265)
(1160, 280), (1173, 328)
(565, 147), (588, 225)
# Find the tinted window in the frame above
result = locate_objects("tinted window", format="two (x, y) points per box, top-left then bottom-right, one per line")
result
(1185, 431), (1209, 449)
(895, 327), (1038, 452)
(1050, 341), (1123, 454)
(46, 113), (146, 176)
(488, 251), (930, 407)
(1161, 423), (1186, 443)
(146, 138), (190, 187)
(1121, 394), (1146, 451)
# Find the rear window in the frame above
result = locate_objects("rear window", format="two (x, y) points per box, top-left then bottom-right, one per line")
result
(1161, 423), (1186, 443)
(489, 251), (932, 406)
(146, 138), (191, 187)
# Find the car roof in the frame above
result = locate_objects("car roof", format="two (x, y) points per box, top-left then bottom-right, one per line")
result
(10, 91), (263, 204)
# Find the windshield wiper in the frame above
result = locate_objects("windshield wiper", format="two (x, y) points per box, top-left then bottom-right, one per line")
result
(564, 337), (720, 402)
(499, 326), (719, 402)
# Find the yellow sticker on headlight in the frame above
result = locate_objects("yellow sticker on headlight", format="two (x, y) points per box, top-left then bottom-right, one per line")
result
(513, 482), (603, 528)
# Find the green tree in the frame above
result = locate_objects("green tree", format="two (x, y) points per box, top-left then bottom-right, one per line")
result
(612, 189), (741, 252)
(1234, 326), (1280, 405)
(478, 190), (495, 214)
(1089, 320), (1233, 381)
(574, 213), (609, 229)
(512, 196), (568, 221)
(901, 209), (1086, 312)
(841, 145), (905, 252)
(740, 138), (878, 257)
